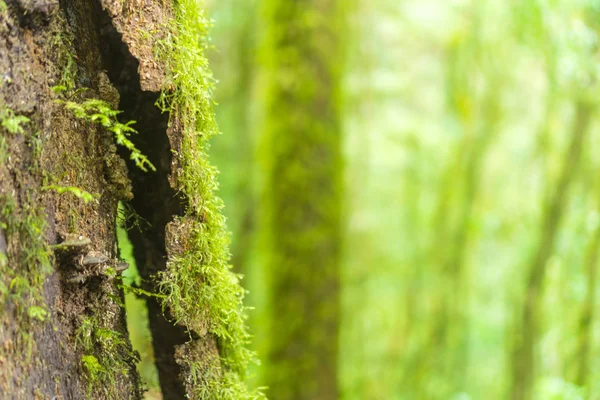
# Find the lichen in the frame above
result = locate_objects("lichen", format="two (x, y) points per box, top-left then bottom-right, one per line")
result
(155, 0), (263, 398)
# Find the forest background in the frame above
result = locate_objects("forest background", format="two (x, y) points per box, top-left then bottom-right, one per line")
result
(117, 0), (600, 399)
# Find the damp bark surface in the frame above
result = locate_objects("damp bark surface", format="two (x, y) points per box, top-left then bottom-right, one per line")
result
(0, 0), (180, 398)
(0, 0), (255, 398)
(0, 0), (143, 397)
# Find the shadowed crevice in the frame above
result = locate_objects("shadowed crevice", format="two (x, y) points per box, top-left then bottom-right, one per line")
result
(93, 3), (189, 398)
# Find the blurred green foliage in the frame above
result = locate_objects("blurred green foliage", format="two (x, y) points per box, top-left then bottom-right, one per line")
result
(128, 0), (600, 398)
(117, 222), (161, 398)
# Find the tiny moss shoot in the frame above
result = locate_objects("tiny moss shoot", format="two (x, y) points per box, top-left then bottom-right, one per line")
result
(0, 108), (30, 134)
(59, 98), (156, 172)
(42, 185), (98, 204)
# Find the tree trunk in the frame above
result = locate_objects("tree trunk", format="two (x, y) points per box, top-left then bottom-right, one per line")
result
(575, 195), (600, 389)
(0, 0), (143, 397)
(0, 0), (259, 399)
(261, 0), (344, 399)
(510, 101), (592, 400)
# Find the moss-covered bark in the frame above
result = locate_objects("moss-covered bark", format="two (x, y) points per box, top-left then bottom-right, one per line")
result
(0, 0), (259, 398)
(0, 0), (141, 397)
(261, 0), (344, 399)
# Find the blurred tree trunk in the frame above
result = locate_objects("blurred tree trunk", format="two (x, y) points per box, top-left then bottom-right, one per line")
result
(574, 181), (600, 389)
(261, 0), (344, 399)
(510, 101), (592, 400)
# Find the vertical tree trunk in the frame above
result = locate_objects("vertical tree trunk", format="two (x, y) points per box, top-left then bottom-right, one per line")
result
(510, 101), (592, 400)
(575, 196), (600, 390)
(0, 0), (143, 397)
(261, 0), (343, 399)
(0, 1), (259, 399)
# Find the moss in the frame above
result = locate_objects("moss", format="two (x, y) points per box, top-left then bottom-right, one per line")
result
(42, 185), (98, 204)
(0, 108), (52, 326)
(0, 108), (30, 134)
(0, 194), (52, 323)
(76, 316), (136, 398)
(50, 31), (77, 95)
(155, 1), (262, 398)
(0, 106), (29, 165)
(58, 98), (155, 172)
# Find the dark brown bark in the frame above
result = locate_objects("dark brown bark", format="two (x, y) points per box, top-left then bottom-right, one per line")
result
(0, 0), (143, 397)
(0, 0), (198, 398)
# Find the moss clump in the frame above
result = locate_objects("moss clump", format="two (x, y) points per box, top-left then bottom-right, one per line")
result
(76, 316), (137, 397)
(0, 194), (52, 324)
(155, 1), (262, 398)
(0, 108), (52, 326)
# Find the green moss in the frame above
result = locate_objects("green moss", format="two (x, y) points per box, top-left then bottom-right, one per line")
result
(0, 107), (51, 394)
(42, 185), (98, 204)
(51, 31), (77, 94)
(0, 108), (30, 134)
(0, 106), (52, 323)
(0, 106), (24, 165)
(76, 316), (135, 397)
(155, 1), (262, 398)
(59, 98), (155, 172)
(0, 193), (52, 327)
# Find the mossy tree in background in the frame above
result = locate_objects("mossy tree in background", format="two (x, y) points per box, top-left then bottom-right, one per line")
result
(509, 4), (600, 399)
(261, 0), (344, 398)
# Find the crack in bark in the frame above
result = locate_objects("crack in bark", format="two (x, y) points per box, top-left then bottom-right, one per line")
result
(94, 3), (189, 398)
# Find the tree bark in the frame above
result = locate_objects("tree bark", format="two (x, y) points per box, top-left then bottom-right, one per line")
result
(0, 0), (143, 397)
(0, 1), (256, 399)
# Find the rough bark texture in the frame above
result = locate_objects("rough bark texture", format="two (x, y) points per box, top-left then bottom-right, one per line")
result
(1, 1), (260, 399)
(0, 0), (143, 397)
(95, 6), (191, 396)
